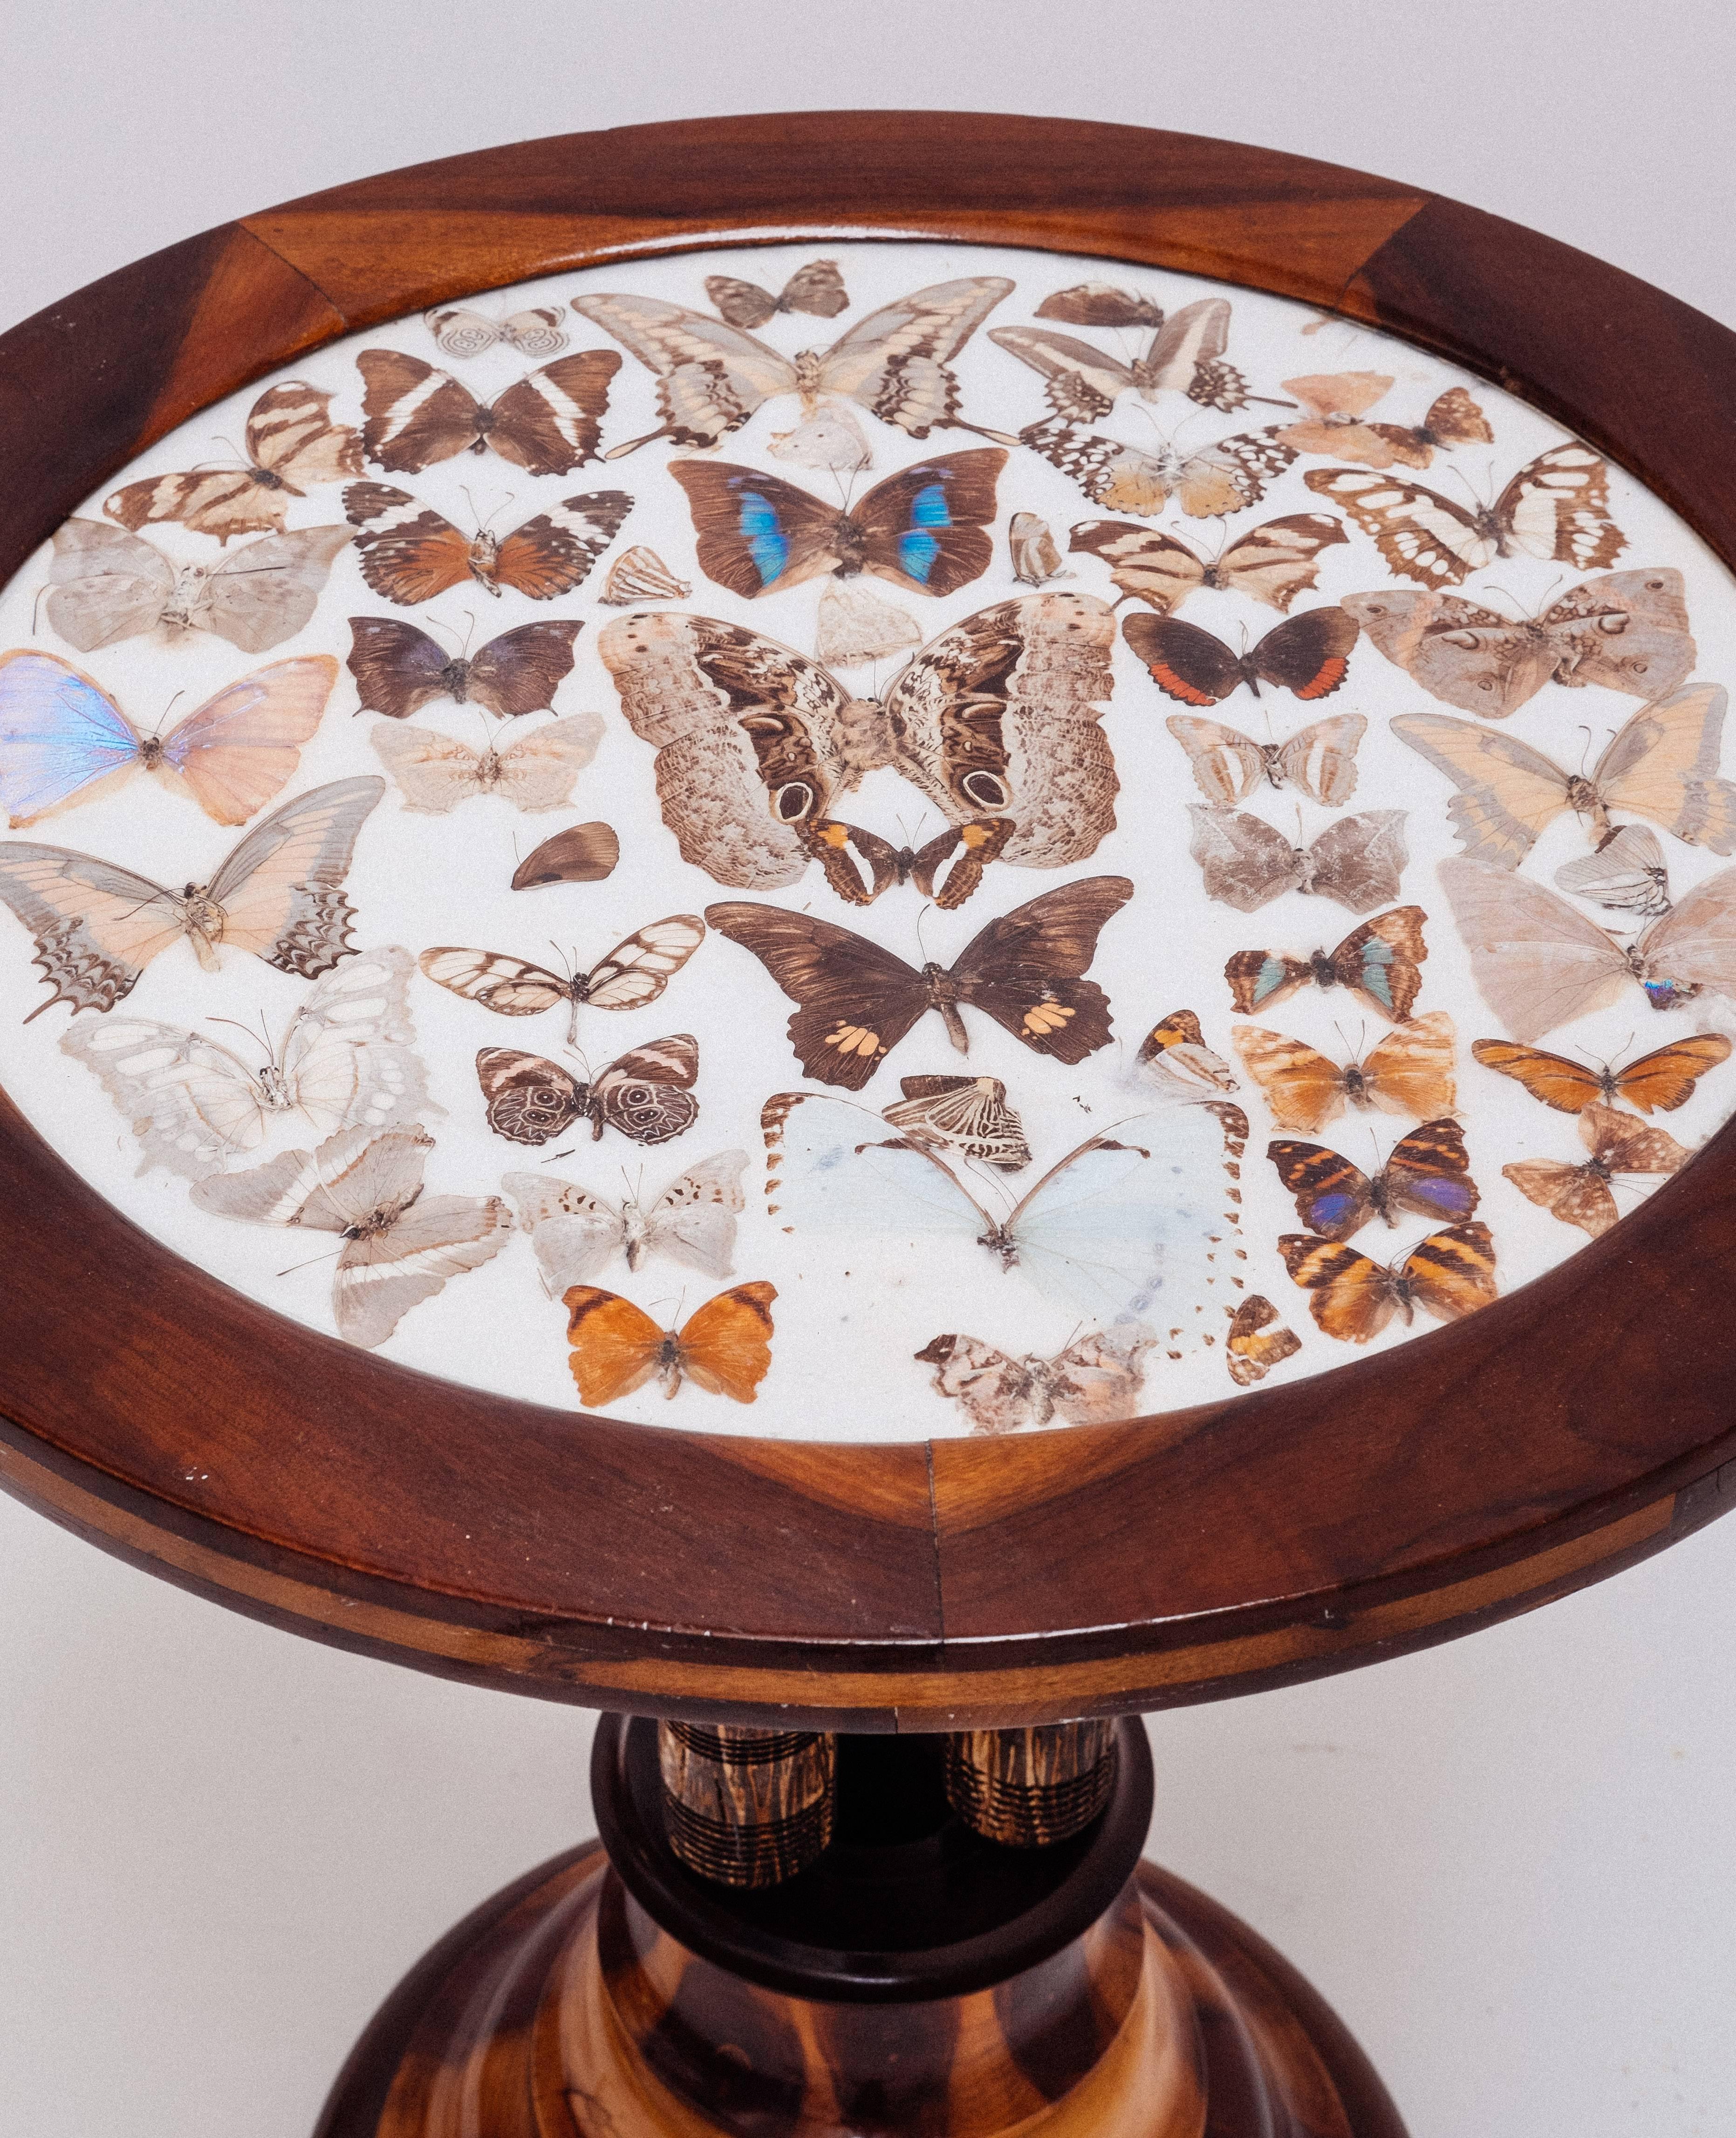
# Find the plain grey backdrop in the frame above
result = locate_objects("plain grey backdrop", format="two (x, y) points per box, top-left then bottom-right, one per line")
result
(3, 4), (1735, 2133)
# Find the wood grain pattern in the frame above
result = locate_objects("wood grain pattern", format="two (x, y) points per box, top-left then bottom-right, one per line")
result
(945, 1723), (1120, 1848)
(657, 1722), (836, 1888)
(1, 114), (1734, 1725)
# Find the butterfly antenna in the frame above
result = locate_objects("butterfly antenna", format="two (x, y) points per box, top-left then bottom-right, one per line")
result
(419, 611), (467, 651)
(274, 1242), (348, 1280)
(30, 583), (45, 633)
(147, 687), (187, 740)
(205, 1012), (272, 1061)
(539, 1146), (576, 1164)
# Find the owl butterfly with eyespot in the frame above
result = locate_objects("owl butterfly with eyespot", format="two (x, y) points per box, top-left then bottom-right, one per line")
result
(1018, 413), (1297, 519)
(1280, 1222), (1497, 1343)
(1391, 692), (1736, 871)
(1344, 570), (1695, 718)
(0, 775), (383, 1019)
(993, 295), (1264, 416)
(0, 651), (338, 827)
(574, 276), (1017, 456)
(475, 1035), (700, 1147)
(1469, 1032), (1731, 1116)
(1502, 1103), (1690, 1239)
(44, 521), (353, 656)
(1132, 1009), (1239, 1102)
(1438, 857), (1736, 1041)
(564, 1281), (776, 1406)
(1224, 905), (1428, 1023)
(915, 1323), (1158, 1435)
(878, 1073), (1032, 1171)
(1225, 1295), (1302, 1387)
(710, 877), (1132, 1090)
(504, 1150), (748, 1291)
(1275, 374), (1492, 469)
(372, 714), (605, 815)
(670, 449), (1006, 600)
(1304, 445), (1626, 588)
(1123, 607), (1357, 706)
(419, 916), (704, 1048)
(104, 383), (362, 541)
(355, 349), (621, 476)
(704, 260), (849, 328)
(1233, 1014), (1457, 1135)
(191, 1124), (512, 1349)
(1555, 825), (1673, 919)
(425, 303), (568, 359)
(1169, 713), (1366, 809)
(1070, 513), (1348, 615)
(343, 483), (632, 603)
(1268, 1118), (1479, 1241)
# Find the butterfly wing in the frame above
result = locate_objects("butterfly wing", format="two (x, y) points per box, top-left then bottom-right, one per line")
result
(1302, 468), (1490, 587)
(1278, 1234), (1401, 1341)
(1214, 512), (1350, 611)
(814, 581), (923, 670)
(669, 461), (854, 597)
(990, 326), (1137, 418)
(1245, 609), (1358, 699)
(671, 1282), (778, 1402)
(1439, 857), (1631, 1040)
(1166, 718), (1265, 807)
(0, 844), (186, 1014)
(502, 1172), (625, 1290)
(1396, 1222), (1499, 1324)
(1637, 863), (1736, 1004)
(475, 1048), (588, 1144)
(158, 655), (338, 824)
(1067, 521), (1206, 614)
(280, 942), (433, 1144)
(1607, 1034), (1732, 1113)
(1381, 1116), (1480, 1226)
(640, 1149), (749, 1276)
(344, 484), (476, 603)
(1342, 589), (1553, 718)
(908, 819), (1012, 908)
(1133, 1008), (1240, 1102)
(950, 875), (1133, 1064)
(492, 493), (634, 600)
(1539, 569), (1695, 699)
(1273, 714), (1367, 807)
(600, 545), (693, 603)
(44, 520), (178, 650)
(582, 916), (705, 1011)
(1554, 824), (1673, 918)
(1491, 444), (1625, 568)
(461, 621), (585, 717)
(1267, 1140), (1378, 1239)
(1042, 1323), (1161, 1425)
(480, 352), (621, 475)
(1469, 1039), (1605, 1113)
(61, 1016), (267, 1178)
(1186, 807), (1304, 911)
(490, 715), (608, 813)
(1325, 906), (1428, 1021)
(847, 449), (1007, 596)
(1391, 713), (1572, 866)
(1140, 298), (1236, 402)
(704, 276), (781, 329)
(761, 1089), (996, 1241)
(588, 1035), (702, 1145)
(1233, 1028), (1348, 1133)
(1225, 1294), (1302, 1385)
(1501, 1155), (1615, 1236)
(563, 1288), (671, 1404)
(244, 381), (362, 489)
(0, 651), (142, 823)
(205, 775), (383, 976)
(357, 350), (487, 470)
(424, 307), (506, 358)
(510, 821), (620, 888)
(881, 1073), (1032, 1170)
(346, 618), (453, 719)
(1299, 812), (1408, 914)
(568, 295), (796, 449)
(706, 904), (930, 1088)
(1360, 1012), (1459, 1119)
(194, 526), (354, 653)
(817, 277), (1014, 433)
(1121, 613), (1247, 705)
(334, 1185), (512, 1348)
(1591, 686), (1736, 854)
(914, 1335), (1046, 1433)
(419, 948), (570, 1017)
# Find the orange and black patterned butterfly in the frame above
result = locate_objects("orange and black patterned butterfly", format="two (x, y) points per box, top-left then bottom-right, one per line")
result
(1469, 1034), (1731, 1116)
(1234, 1015), (1457, 1135)
(563, 1281), (776, 1405)
(1267, 1119), (1479, 1240)
(1225, 906), (1428, 1023)
(355, 349), (621, 475)
(344, 483), (631, 603)
(1225, 1294), (1302, 1385)
(1279, 1222), (1497, 1342)
(800, 817), (1012, 910)
(1122, 606), (1356, 706)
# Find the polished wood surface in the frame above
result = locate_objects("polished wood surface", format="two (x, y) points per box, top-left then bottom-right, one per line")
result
(2, 114), (1735, 1723)
(658, 1723), (836, 1889)
(945, 1723), (1120, 1849)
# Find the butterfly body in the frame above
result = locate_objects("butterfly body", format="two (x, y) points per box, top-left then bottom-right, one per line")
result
(1279, 1221), (1497, 1342)
(1268, 1119), (1479, 1240)
(475, 1034), (700, 1146)
(563, 1281), (776, 1405)
(1468, 1033), (1730, 1115)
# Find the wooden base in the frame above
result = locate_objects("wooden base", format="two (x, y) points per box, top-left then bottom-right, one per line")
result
(314, 1844), (1406, 2137)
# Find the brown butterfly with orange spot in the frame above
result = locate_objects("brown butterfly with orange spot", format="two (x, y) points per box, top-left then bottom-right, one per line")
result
(562, 1281), (776, 1405)
(1225, 1295), (1302, 1386)
(1123, 606), (1357, 706)
(1233, 1014), (1457, 1135)
(1275, 374), (1491, 469)
(1502, 1103), (1690, 1238)
(800, 817), (1012, 909)
(1279, 1222), (1497, 1343)
(1469, 1033), (1731, 1116)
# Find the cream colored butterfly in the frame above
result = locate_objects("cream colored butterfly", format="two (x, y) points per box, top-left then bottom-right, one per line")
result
(503, 1151), (749, 1292)
(370, 713), (604, 813)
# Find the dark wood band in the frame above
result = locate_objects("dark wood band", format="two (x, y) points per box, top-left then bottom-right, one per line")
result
(2, 113), (1734, 1725)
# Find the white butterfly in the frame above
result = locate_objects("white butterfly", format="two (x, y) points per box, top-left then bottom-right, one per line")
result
(60, 946), (435, 1182)
(761, 1091), (1245, 1322)
(503, 1151), (748, 1291)
(915, 1323), (1157, 1434)
(44, 519), (352, 654)
(370, 713), (605, 814)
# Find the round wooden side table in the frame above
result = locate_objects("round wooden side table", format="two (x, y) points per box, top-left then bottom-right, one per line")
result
(2, 113), (1733, 2138)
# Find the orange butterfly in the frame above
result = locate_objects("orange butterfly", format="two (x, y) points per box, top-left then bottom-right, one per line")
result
(1279, 1223), (1497, 1342)
(1233, 1013), (1457, 1134)
(1225, 1294), (1302, 1385)
(1502, 1103), (1689, 1238)
(563, 1281), (776, 1405)
(1469, 1034), (1730, 1116)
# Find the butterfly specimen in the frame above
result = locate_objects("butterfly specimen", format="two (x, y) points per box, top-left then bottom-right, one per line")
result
(599, 546), (690, 605)
(1343, 571), (1695, 717)
(1267, 1118), (1479, 1241)
(1471, 1035), (1731, 1121)
(813, 581), (922, 668)
(504, 1149), (747, 1289)
(346, 618), (583, 719)
(1275, 373), (1491, 469)
(1132, 1008), (1240, 1100)
(60, 945), (432, 1182)
(1018, 415), (1296, 519)
(1279, 1222), (1497, 1343)
(1033, 284), (1164, 326)
(1186, 808), (1408, 915)
(476, 1035), (699, 1146)
(1168, 713), (1366, 809)
(418, 917), (705, 1047)
(800, 818), (1013, 910)
(104, 383), (362, 541)
(425, 303), (568, 359)
(769, 403), (874, 473)
(1438, 857), (1736, 1040)
(191, 1124), (511, 1349)
(0, 651), (337, 826)
(991, 296), (1260, 416)
(1009, 513), (1068, 586)
(44, 520), (352, 655)
(708, 876), (1132, 1089)
(572, 276), (1015, 455)
(1391, 692), (1736, 869)
(1070, 513), (1347, 614)
(763, 1089), (1244, 1319)
(1501, 1102), (1690, 1238)
(371, 714), (605, 815)
(1224, 905), (1428, 1021)
(879, 1071), (1032, 1169)
(1233, 1014), (1457, 1134)
(598, 595), (1119, 891)
(914, 1323), (1157, 1434)
(343, 483), (632, 603)
(355, 349), (621, 475)
(1225, 1294), (1302, 1386)
(563, 1281), (777, 1405)
(1123, 607), (1357, 706)
(1304, 445), (1626, 588)
(510, 822), (621, 888)
(669, 449), (1006, 599)
(1554, 825), (1673, 918)
(704, 259), (848, 328)
(0, 775), (383, 1018)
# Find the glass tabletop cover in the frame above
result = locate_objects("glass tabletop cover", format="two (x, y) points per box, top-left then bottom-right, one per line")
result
(2, 237), (1733, 1443)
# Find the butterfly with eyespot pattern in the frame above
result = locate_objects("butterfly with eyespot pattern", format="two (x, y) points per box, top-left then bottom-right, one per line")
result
(1279, 1221), (1497, 1343)
(355, 349), (621, 476)
(475, 1034), (700, 1147)
(371, 714), (605, 815)
(669, 449), (1005, 600)
(1501, 1102), (1691, 1238)
(1468, 1031), (1731, 1116)
(418, 917), (704, 1048)
(1267, 1118), (1479, 1241)
(45, 520), (354, 656)
(914, 1323), (1158, 1434)
(344, 483), (631, 603)
(1275, 374), (1492, 469)
(704, 260), (848, 328)
(104, 383), (362, 541)
(1225, 1294), (1302, 1386)
(1168, 713), (1366, 809)
(563, 1281), (777, 1406)
(1070, 513), (1348, 615)
(1124, 607), (1357, 706)
(347, 617), (583, 720)
(424, 303), (568, 359)
(1187, 808), (1408, 915)
(1224, 905), (1428, 1023)
(1233, 1014), (1457, 1135)
(708, 877), (1132, 1089)
(992, 296), (1264, 417)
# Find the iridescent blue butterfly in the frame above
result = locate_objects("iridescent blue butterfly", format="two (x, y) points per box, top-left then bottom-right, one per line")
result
(1224, 906), (1428, 1024)
(1267, 1119), (1479, 1242)
(0, 650), (339, 827)
(669, 448), (1006, 600)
